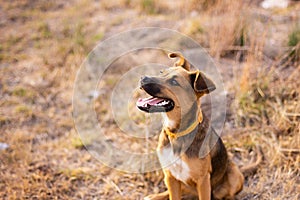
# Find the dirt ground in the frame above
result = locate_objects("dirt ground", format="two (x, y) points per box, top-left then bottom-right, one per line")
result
(0, 0), (299, 199)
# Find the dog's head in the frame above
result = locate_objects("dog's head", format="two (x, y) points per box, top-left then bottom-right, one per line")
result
(137, 52), (216, 114)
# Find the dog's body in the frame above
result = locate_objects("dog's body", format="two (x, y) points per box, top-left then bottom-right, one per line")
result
(137, 53), (244, 200)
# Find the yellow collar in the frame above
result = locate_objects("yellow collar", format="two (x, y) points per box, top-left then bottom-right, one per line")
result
(164, 111), (203, 139)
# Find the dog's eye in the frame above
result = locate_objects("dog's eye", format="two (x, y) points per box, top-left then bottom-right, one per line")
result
(169, 78), (179, 86)
(160, 70), (164, 74)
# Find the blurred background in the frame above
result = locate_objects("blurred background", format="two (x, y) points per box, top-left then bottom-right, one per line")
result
(0, 0), (299, 199)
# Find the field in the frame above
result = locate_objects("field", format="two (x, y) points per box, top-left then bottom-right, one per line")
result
(0, 0), (299, 199)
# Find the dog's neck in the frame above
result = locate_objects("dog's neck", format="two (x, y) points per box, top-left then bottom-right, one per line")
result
(160, 101), (205, 156)
(162, 101), (201, 133)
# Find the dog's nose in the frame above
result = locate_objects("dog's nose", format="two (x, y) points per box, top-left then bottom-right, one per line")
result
(141, 76), (152, 85)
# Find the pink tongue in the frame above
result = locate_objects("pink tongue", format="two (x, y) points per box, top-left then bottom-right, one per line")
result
(137, 97), (164, 107)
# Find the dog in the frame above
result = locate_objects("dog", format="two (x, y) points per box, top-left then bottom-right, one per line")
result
(136, 52), (246, 200)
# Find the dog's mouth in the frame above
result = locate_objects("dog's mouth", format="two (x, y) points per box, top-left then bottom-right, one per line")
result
(136, 96), (174, 113)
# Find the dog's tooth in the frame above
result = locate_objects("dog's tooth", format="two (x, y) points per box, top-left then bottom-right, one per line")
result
(155, 100), (169, 106)
(157, 102), (164, 106)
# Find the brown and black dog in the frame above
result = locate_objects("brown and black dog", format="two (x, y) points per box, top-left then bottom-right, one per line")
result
(137, 53), (248, 200)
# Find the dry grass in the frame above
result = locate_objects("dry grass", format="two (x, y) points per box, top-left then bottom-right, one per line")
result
(0, 0), (299, 199)
(227, 25), (300, 199)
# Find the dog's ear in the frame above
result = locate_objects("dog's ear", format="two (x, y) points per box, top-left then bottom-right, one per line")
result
(189, 70), (216, 95)
(168, 52), (190, 71)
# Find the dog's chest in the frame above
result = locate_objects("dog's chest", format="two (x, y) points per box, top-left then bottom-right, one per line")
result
(157, 147), (190, 183)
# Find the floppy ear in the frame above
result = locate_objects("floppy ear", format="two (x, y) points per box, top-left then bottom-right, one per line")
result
(189, 70), (216, 95)
(168, 52), (190, 71)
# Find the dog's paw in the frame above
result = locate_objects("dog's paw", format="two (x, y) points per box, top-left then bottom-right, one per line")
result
(144, 195), (155, 200)
(144, 194), (159, 200)
(143, 192), (169, 200)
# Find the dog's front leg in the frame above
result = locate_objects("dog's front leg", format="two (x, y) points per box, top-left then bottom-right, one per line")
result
(197, 173), (211, 200)
(164, 171), (181, 200)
